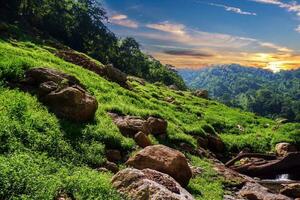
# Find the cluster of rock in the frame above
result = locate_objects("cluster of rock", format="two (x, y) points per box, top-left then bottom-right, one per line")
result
(108, 113), (167, 148)
(112, 145), (195, 200)
(22, 68), (98, 122)
(192, 89), (209, 99)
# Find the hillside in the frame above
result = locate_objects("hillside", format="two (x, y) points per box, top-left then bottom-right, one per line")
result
(179, 64), (300, 122)
(0, 30), (300, 199)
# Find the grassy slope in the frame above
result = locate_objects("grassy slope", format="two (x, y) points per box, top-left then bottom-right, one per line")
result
(0, 38), (299, 200)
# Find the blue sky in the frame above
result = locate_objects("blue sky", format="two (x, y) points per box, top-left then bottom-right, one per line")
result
(103, 0), (300, 71)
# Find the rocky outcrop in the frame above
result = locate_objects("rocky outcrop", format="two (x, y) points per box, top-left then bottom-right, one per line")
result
(111, 168), (194, 200)
(109, 113), (168, 137)
(126, 145), (192, 187)
(239, 182), (291, 200)
(23, 68), (98, 122)
(56, 50), (128, 88)
(275, 143), (297, 157)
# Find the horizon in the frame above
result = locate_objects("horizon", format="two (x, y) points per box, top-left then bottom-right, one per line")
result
(104, 0), (300, 72)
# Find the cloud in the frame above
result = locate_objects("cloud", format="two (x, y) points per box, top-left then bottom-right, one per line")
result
(251, 0), (300, 14)
(144, 22), (291, 52)
(146, 22), (186, 36)
(163, 50), (213, 57)
(295, 25), (300, 32)
(209, 3), (257, 15)
(109, 14), (139, 28)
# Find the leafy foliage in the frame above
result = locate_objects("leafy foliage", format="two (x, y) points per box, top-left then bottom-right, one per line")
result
(179, 64), (300, 122)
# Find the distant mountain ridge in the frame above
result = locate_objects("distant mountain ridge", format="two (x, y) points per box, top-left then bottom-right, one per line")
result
(178, 64), (300, 122)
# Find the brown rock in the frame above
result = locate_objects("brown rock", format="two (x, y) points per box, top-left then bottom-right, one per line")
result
(280, 183), (300, 198)
(25, 67), (81, 87)
(126, 145), (192, 187)
(239, 182), (291, 200)
(102, 161), (119, 173)
(111, 168), (195, 200)
(196, 136), (209, 149)
(275, 143), (297, 157)
(109, 113), (150, 136)
(24, 68), (98, 122)
(106, 149), (122, 163)
(134, 131), (152, 148)
(207, 134), (225, 152)
(147, 117), (168, 136)
(43, 86), (98, 122)
(104, 64), (128, 88)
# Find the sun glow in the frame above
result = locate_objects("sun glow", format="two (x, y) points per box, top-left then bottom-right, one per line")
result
(266, 62), (283, 73)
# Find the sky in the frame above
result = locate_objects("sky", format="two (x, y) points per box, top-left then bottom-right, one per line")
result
(103, 0), (300, 72)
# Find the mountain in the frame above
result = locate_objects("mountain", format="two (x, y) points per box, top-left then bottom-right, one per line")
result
(178, 64), (300, 122)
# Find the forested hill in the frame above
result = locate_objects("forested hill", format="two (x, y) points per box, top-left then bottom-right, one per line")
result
(178, 64), (300, 122)
(0, 0), (186, 90)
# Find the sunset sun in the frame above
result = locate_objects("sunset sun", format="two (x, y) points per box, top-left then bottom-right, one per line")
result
(266, 62), (282, 73)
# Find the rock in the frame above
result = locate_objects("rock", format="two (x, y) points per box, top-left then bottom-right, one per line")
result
(24, 68), (98, 122)
(189, 165), (203, 178)
(275, 143), (297, 157)
(109, 113), (168, 136)
(106, 149), (122, 163)
(196, 136), (209, 149)
(207, 134), (225, 152)
(111, 168), (195, 200)
(193, 90), (209, 99)
(134, 131), (152, 148)
(168, 84), (179, 90)
(108, 113), (150, 136)
(104, 64), (128, 88)
(55, 51), (129, 88)
(127, 76), (146, 86)
(164, 96), (176, 104)
(146, 117), (168, 136)
(25, 68), (81, 87)
(239, 182), (291, 200)
(280, 183), (300, 198)
(102, 161), (119, 173)
(126, 145), (192, 187)
(38, 81), (58, 96)
(43, 86), (98, 122)
(55, 192), (74, 200)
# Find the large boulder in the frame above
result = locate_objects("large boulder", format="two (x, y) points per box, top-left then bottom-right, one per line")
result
(126, 145), (192, 187)
(43, 86), (97, 122)
(24, 68), (98, 122)
(275, 143), (297, 157)
(112, 168), (195, 200)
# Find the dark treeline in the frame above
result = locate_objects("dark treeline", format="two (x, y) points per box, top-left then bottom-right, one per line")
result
(1, 0), (186, 89)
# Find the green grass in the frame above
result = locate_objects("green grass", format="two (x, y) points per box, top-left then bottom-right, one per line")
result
(188, 155), (224, 200)
(0, 37), (299, 199)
